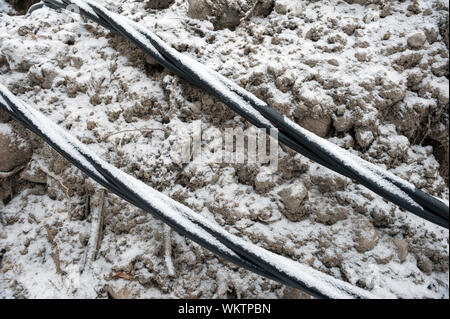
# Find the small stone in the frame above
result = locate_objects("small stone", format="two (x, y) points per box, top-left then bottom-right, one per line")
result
(145, 55), (158, 66)
(394, 53), (423, 70)
(19, 164), (47, 184)
(274, 1), (287, 14)
(422, 8), (432, 16)
(335, 105), (345, 116)
(86, 121), (96, 130)
(393, 238), (409, 263)
(275, 72), (296, 93)
(382, 31), (391, 40)
(342, 24), (357, 36)
(363, 9), (379, 24)
(328, 59), (339, 66)
(407, 33), (426, 50)
(18, 26), (32, 36)
(370, 208), (393, 228)
(310, 171), (349, 192)
(355, 51), (370, 62)
(298, 116), (332, 138)
(70, 56), (83, 69)
(305, 27), (321, 42)
(407, 2), (421, 15)
(380, 5), (391, 18)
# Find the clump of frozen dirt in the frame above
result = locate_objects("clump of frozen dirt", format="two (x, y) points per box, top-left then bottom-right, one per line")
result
(0, 0), (448, 299)
(0, 122), (32, 172)
(145, 0), (174, 10)
(187, 0), (274, 30)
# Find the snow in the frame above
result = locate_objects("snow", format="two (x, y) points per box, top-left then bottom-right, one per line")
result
(0, 0), (14, 14)
(0, 0), (448, 299)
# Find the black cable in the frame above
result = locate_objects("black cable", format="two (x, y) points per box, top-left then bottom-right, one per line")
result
(44, 0), (448, 228)
(0, 90), (285, 291)
(0, 86), (374, 299)
(7, 0), (445, 298)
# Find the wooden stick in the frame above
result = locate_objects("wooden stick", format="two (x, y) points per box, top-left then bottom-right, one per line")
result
(102, 128), (164, 142)
(92, 189), (106, 261)
(163, 224), (175, 277)
(81, 188), (106, 273)
(39, 165), (72, 218)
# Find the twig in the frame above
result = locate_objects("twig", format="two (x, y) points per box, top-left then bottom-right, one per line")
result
(45, 225), (66, 276)
(92, 189), (106, 261)
(163, 224), (175, 277)
(48, 279), (61, 292)
(51, 248), (66, 275)
(0, 165), (26, 179)
(102, 128), (164, 142)
(81, 188), (106, 273)
(39, 165), (72, 219)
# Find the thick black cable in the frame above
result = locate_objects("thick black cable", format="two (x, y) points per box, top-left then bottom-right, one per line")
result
(134, 19), (449, 228)
(0, 98), (294, 296)
(30, 1), (371, 296)
(10, 0), (446, 297)
(15, 0), (447, 297)
(49, 0), (448, 228)
(1, 86), (377, 299)
(39, 1), (365, 184)
(0, 91), (289, 292)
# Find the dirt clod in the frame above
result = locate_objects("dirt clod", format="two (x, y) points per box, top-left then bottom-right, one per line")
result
(0, 123), (32, 172)
(407, 33), (427, 50)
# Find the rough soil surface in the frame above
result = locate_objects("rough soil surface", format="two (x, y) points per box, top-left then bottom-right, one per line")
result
(146, 0), (175, 10)
(187, 0), (275, 30)
(0, 0), (448, 299)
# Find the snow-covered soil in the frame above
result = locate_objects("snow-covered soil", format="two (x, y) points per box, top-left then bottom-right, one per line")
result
(0, 0), (448, 299)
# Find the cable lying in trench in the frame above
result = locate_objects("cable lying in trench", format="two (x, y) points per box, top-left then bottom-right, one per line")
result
(0, 84), (376, 299)
(36, 0), (449, 228)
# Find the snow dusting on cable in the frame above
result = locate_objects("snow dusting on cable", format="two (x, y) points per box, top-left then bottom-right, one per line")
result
(0, 83), (377, 298)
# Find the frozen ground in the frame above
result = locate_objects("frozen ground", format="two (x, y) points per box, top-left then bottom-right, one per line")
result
(0, 0), (448, 299)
